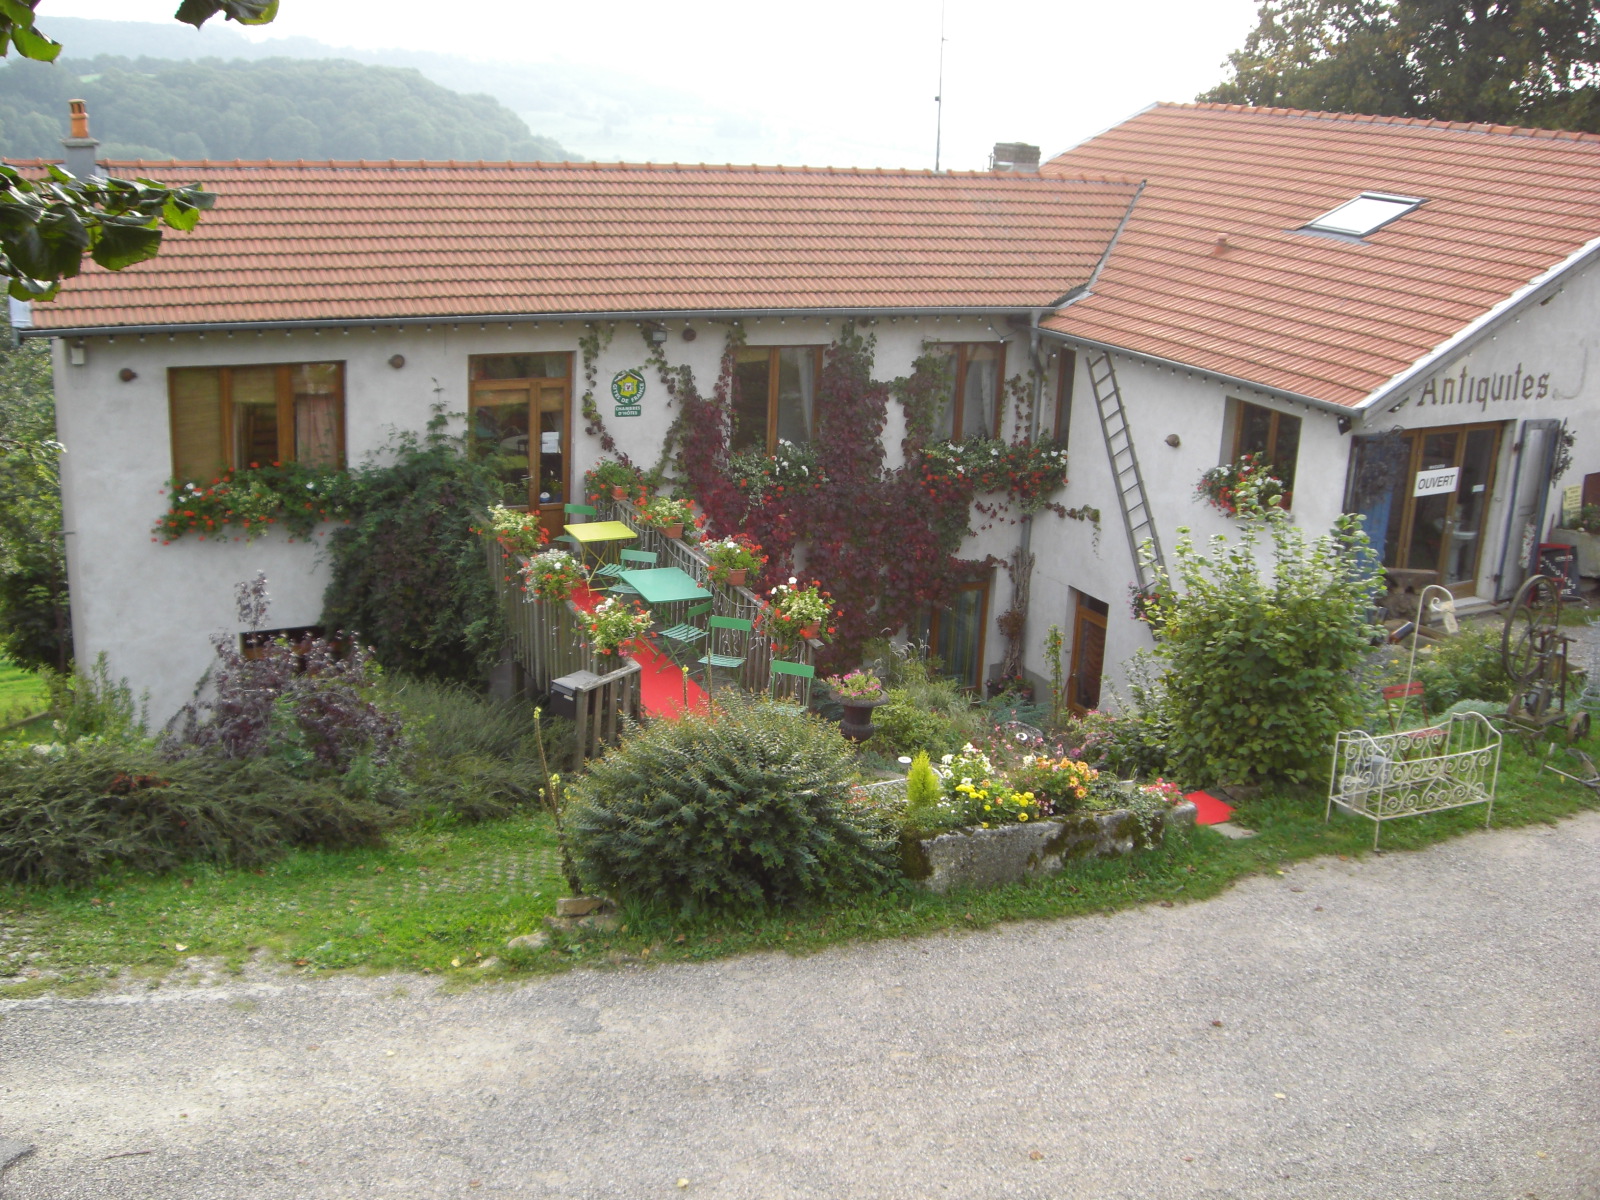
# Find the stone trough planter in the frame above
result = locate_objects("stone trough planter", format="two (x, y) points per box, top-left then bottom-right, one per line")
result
(901, 801), (1197, 894)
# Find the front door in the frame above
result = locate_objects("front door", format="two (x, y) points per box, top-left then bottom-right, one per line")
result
(469, 353), (572, 538)
(1067, 593), (1108, 717)
(1347, 422), (1502, 596)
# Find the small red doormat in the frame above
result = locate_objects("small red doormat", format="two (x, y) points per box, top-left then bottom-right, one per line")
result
(1185, 790), (1234, 825)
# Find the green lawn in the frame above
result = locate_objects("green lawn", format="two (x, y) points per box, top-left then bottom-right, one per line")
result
(3, 726), (1597, 997)
(0, 659), (46, 718)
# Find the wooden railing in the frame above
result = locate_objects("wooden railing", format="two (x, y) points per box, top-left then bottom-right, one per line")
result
(487, 532), (643, 770)
(606, 496), (816, 705)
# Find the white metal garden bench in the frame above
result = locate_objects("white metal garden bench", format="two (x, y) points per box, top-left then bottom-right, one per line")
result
(1326, 712), (1501, 847)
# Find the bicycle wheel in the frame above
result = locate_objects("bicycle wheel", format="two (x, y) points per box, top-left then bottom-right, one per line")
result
(1502, 574), (1561, 685)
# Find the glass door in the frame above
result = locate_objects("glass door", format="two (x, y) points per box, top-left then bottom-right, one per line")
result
(469, 354), (571, 538)
(1068, 593), (1108, 716)
(1345, 422), (1501, 596)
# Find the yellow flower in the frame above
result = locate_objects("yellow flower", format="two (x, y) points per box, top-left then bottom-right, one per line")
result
(984, 804), (992, 811)
(1019, 812), (1029, 821)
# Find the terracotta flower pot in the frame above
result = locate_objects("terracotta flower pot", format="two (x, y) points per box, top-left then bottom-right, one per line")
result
(724, 568), (748, 587)
(663, 522), (685, 539)
(799, 624), (819, 640)
(612, 485), (627, 499)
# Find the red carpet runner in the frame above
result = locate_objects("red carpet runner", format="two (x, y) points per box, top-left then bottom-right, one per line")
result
(1184, 790), (1234, 825)
(570, 584), (709, 719)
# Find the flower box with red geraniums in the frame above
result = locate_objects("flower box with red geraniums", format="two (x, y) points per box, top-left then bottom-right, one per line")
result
(1195, 453), (1287, 517)
(703, 534), (765, 588)
(585, 596), (654, 659)
(638, 495), (696, 539)
(488, 504), (550, 559)
(582, 458), (647, 505)
(521, 549), (584, 603)
(153, 463), (352, 544)
(759, 579), (835, 648)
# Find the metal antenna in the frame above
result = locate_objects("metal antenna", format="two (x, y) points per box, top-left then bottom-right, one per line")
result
(934, 0), (947, 172)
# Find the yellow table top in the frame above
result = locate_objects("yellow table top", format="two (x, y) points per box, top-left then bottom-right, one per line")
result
(563, 521), (637, 544)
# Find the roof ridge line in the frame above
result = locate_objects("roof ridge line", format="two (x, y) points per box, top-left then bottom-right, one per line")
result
(4, 157), (1125, 178)
(1161, 101), (1600, 143)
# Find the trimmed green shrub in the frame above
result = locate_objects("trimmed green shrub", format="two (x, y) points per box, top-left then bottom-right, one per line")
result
(321, 408), (506, 685)
(0, 741), (385, 886)
(905, 750), (940, 818)
(1147, 511), (1381, 785)
(567, 696), (896, 914)
(1400, 626), (1511, 713)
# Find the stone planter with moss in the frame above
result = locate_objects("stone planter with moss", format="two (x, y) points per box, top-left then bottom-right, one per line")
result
(901, 801), (1197, 894)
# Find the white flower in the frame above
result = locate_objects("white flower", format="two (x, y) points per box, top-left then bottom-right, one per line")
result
(306, 482), (315, 489)
(789, 576), (798, 585)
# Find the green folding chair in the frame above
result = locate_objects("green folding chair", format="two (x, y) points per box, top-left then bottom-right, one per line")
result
(769, 658), (815, 712)
(554, 503), (597, 550)
(599, 548), (657, 594)
(697, 615), (752, 696)
(659, 601), (713, 664)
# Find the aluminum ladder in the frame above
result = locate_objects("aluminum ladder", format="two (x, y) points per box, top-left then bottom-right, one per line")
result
(1085, 351), (1165, 591)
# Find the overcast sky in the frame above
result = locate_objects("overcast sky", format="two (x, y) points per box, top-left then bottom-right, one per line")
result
(43, 0), (1264, 169)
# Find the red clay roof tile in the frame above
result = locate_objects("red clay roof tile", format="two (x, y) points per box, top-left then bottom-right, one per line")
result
(1042, 103), (1600, 408)
(13, 161), (1138, 330)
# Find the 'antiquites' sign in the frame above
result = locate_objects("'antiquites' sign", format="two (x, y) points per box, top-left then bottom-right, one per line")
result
(1414, 362), (1552, 409)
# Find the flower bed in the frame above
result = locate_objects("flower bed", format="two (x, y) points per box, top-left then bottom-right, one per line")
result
(901, 800), (1196, 894)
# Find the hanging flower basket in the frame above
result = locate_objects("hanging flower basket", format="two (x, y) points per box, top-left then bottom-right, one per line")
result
(759, 579), (835, 649)
(1196, 453), (1287, 517)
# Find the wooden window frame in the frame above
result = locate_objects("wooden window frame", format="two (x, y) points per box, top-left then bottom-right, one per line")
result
(1229, 398), (1301, 500)
(931, 342), (1007, 444)
(167, 362), (346, 478)
(735, 345), (825, 454)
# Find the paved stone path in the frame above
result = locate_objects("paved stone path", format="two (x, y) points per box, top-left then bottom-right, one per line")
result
(3, 813), (1599, 1200)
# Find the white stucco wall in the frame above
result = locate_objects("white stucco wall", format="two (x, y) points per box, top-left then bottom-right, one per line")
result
(52, 314), (1027, 724)
(1032, 255), (1600, 709)
(52, 266), (1598, 727)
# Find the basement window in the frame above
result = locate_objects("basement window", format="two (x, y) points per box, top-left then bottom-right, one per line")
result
(1303, 192), (1423, 237)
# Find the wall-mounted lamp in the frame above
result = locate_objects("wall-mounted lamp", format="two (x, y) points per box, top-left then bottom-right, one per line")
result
(647, 327), (668, 345)
(68, 339), (86, 366)
(118, 367), (137, 382)
(1337, 415), (1352, 434)
(388, 354), (406, 369)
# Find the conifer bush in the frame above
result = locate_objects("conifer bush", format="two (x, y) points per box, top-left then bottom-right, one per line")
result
(0, 742), (385, 886)
(566, 696), (896, 914)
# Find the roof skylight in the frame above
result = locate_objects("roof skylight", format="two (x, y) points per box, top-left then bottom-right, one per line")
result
(1303, 192), (1424, 237)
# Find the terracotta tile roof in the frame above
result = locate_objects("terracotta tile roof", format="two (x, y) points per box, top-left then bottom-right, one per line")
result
(15, 160), (1139, 330)
(1041, 103), (1600, 408)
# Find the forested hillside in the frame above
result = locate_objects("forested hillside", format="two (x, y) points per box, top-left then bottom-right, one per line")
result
(0, 54), (576, 163)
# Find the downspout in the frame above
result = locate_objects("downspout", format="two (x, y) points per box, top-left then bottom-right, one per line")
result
(1006, 308), (1047, 686)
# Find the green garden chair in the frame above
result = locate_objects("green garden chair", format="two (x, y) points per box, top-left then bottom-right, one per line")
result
(769, 658), (815, 712)
(659, 601), (713, 664)
(600, 548), (657, 594)
(554, 502), (597, 550)
(697, 615), (752, 697)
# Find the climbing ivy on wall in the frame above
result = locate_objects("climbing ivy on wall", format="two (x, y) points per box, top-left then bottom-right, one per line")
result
(579, 323), (1086, 668)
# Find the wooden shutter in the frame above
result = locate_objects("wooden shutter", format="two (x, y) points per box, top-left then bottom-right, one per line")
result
(169, 368), (225, 482)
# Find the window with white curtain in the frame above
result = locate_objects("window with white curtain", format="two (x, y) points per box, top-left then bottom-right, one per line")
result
(732, 346), (823, 453)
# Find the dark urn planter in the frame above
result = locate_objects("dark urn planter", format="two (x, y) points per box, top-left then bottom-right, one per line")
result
(839, 695), (888, 742)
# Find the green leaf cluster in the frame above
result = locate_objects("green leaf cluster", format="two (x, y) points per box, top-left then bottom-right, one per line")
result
(567, 696), (897, 914)
(1202, 0), (1600, 132)
(0, 319), (67, 669)
(320, 409), (506, 686)
(1149, 510), (1382, 785)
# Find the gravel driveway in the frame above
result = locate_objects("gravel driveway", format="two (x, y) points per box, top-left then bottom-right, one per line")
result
(4, 813), (1598, 1200)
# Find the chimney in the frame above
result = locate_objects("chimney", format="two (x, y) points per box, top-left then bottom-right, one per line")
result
(61, 99), (102, 181)
(989, 142), (1040, 174)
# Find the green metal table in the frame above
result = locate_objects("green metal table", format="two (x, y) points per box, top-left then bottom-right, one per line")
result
(619, 567), (710, 605)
